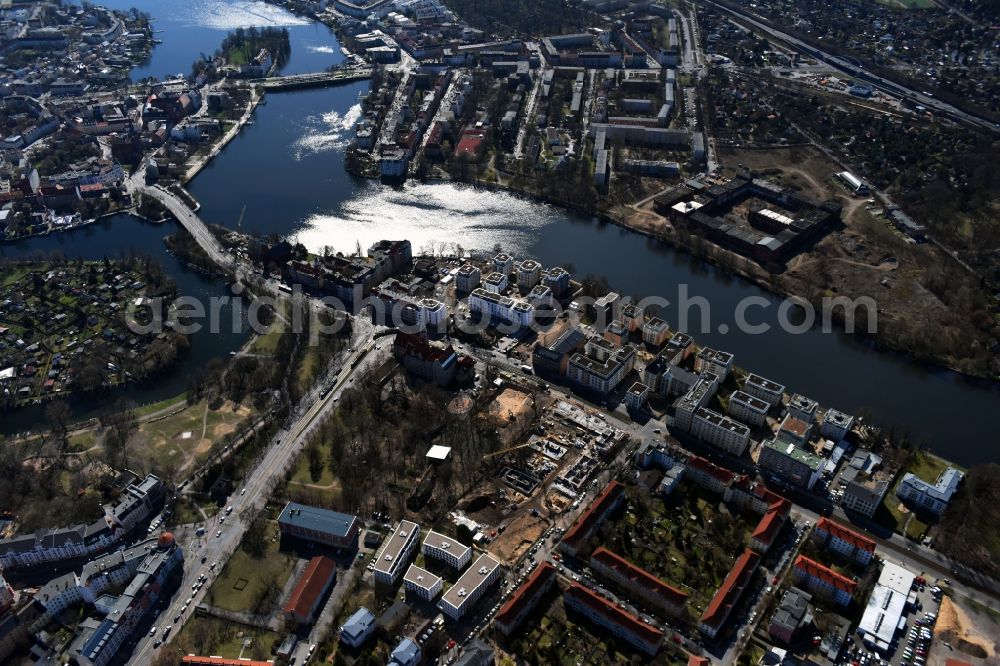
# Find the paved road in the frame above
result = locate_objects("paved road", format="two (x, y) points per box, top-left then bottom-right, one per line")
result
(126, 339), (388, 665)
(700, 0), (999, 134)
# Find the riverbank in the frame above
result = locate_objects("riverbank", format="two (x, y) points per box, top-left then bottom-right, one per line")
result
(181, 87), (263, 185)
(413, 168), (998, 383)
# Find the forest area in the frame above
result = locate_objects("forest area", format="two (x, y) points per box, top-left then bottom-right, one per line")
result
(442, 0), (602, 38)
(280, 367), (524, 526)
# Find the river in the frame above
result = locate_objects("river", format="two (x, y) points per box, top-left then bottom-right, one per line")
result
(6, 0), (996, 466)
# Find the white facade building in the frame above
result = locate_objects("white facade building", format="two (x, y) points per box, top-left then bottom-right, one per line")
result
(373, 520), (421, 586)
(422, 530), (472, 570)
(691, 408), (750, 455)
(438, 553), (502, 620)
(728, 390), (769, 427)
(403, 564), (443, 601)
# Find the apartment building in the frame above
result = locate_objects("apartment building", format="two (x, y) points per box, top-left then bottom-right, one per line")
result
(483, 271), (508, 294)
(593, 292), (620, 330)
(517, 259), (542, 289)
(603, 319), (629, 347)
(438, 553), (502, 620)
(821, 409), (855, 442)
(532, 327), (586, 376)
(0, 474), (164, 570)
(787, 393), (819, 423)
(759, 439), (824, 490)
(749, 501), (789, 553)
(590, 548), (688, 617)
(744, 373), (785, 407)
(769, 587), (813, 644)
(566, 352), (626, 396)
(691, 408), (750, 455)
(728, 390), (769, 427)
(563, 584), (664, 656)
(699, 549), (760, 639)
(684, 455), (737, 495)
(494, 562), (557, 635)
(64, 533), (183, 666)
(666, 332), (695, 361)
(374, 521), (421, 586)
(813, 518), (876, 566)
(493, 253), (515, 275)
(642, 317), (670, 346)
(543, 266), (571, 296)
(777, 415), (814, 446)
(403, 564), (443, 602)
(621, 304), (644, 332)
(422, 530), (472, 570)
(673, 375), (718, 431)
(527, 284), (553, 308)
(560, 480), (626, 558)
(695, 348), (734, 380)
(455, 263), (481, 293)
(469, 288), (513, 321)
(896, 467), (964, 516)
(624, 382), (650, 411)
(793, 556), (856, 608)
(840, 471), (890, 518)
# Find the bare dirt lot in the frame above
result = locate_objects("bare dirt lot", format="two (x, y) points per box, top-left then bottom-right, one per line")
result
(490, 388), (535, 446)
(490, 512), (548, 565)
(930, 596), (999, 665)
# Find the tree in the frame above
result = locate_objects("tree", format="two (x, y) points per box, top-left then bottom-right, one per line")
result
(308, 443), (324, 483)
(45, 400), (72, 456)
(456, 523), (474, 546)
(100, 402), (138, 471)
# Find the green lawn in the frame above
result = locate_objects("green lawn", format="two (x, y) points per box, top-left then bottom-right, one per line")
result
(285, 448), (341, 505)
(249, 319), (285, 354)
(206, 520), (294, 614)
(0, 267), (30, 287)
(881, 451), (962, 539)
(134, 392), (188, 418)
(174, 616), (279, 660)
(129, 399), (256, 473)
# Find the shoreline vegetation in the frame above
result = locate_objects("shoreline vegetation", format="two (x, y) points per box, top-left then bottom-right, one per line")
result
(343, 154), (1000, 386)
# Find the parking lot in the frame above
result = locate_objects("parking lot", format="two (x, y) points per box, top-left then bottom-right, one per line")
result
(841, 575), (944, 666)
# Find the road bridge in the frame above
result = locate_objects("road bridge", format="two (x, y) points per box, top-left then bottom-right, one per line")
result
(240, 67), (374, 91)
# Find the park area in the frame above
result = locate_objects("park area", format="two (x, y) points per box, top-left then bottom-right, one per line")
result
(130, 399), (257, 474)
(173, 616), (280, 662)
(204, 519), (295, 615)
(611, 483), (753, 623)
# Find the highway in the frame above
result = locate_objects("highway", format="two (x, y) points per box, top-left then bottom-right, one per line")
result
(700, 0), (999, 135)
(126, 336), (388, 665)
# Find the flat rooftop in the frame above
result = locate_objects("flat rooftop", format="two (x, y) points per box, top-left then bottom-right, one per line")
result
(278, 502), (357, 538)
(404, 564), (442, 592)
(374, 520), (420, 576)
(423, 530), (471, 562)
(746, 373), (784, 394)
(440, 553), (501, 614)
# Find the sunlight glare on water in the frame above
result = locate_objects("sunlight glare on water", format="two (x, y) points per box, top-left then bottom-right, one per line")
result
(174, 0), (310, 30)
(292, 104), (363, 158)
(294, 182), (562, 257)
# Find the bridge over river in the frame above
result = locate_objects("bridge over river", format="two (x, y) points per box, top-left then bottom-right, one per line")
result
(237, 67), (374, 91)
